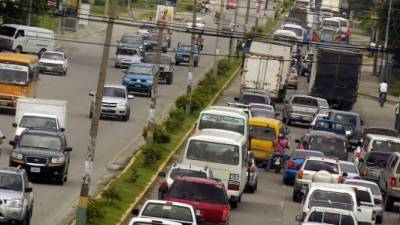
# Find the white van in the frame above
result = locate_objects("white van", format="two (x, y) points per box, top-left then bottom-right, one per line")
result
(182, 129), (248, 208)
(355, 134), (400, 163)
(0, 24), (55, 54)
(196, 106), (249, 139)
(322, 18), (341, 30)
(282, 24), (304, 42)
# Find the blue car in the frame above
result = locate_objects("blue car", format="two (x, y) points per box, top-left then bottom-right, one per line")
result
(174, 43), (200, 67)
(122, 63), (157, 97)
(282, 150), (324, 185)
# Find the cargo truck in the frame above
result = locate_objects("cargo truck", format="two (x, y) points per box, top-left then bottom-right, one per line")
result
(308, 47), (362, 110)
(241, 41), (293, 102)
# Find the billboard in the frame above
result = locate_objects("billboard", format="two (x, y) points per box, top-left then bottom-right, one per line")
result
(156, 5), (174, 23)
(63, 0), (78, 8)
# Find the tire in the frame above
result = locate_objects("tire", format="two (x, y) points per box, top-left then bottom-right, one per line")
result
(229, 200), (238, 209)
(15, 46), (22, 53)
(194, 60), (199, 67)
(376, 215), (383, 224)
(292, 190), (301, 202)
(384, 194), (394, 211)
(175, 61), (180, 66)
(122, 110), (130, 121)
(294, 85), (298, 90)
(55, 175), (65, 185)
(283, 176), (291, 185)
(286, 118), (291, 126)
(166, 73), (173, 85)
(63, 69), (67, 76)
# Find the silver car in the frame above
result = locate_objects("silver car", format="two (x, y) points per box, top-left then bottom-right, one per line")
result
(0, 167), (33, 225)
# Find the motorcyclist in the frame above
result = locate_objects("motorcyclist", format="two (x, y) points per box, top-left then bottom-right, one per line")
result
(267, 133), (289, 171)
(379, 79), (388, 106)
(196, 34), (204, 51)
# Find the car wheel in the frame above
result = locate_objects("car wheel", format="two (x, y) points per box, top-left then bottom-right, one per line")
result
(55, 174), (65, 185)
(286, 118), (291, 126)
(292, 190), (301, 202)
(166, 74), (173, 85)
(15, 46), (23, 53)
(294, 85), (298, 90)
(283, 176), (291, 185)
(229, 200), (238, 209)
(175, 61), (180, 66)
(384, 194), (394, 211)
(122, 110), (130, 121)
(376, 215), (383, 224)
(194, 60), (199, 67)
(63, 69), (67, 76)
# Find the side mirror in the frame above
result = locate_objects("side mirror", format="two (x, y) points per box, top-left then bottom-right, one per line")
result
(9, 140), (16, 147)
(25, 187), (33, 193)
(158, 171), (166, 177)
(295, 214), (303, 222)
(342, 172), (348, 177)
(65, 147), (73, 152)
(89, 91), (95, 96)
(234, 97), (239, 102)
(12, 122), (17, 128)
(128, 95), (134, 99)
(131, 208), (140, 216)
(60, 128), (65, 132)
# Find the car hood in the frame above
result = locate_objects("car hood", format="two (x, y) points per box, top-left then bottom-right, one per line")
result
(39, 59), (64, 64)
(0, 189), (23, 200)
(116, 54), (142, 62)
(102, 96), (126, 104)
(176, 51), (191, 56)
(15, 147), (64, 158)
(119, 43), (142, 48)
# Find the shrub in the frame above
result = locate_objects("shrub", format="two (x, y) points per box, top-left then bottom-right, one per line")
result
(153, 124), (171, 144)
(87, 199), (105, 223)
(102, 186), (121, 203)
(175, 95), (204, 114)
(143, 144), (164, 167)
(128, 168), (140, 183)
(164, 108), (185, 132)
(218, 59), (232, 76)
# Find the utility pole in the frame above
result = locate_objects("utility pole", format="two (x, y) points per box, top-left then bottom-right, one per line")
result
(75, 1), (117, 225)
(382, 0), (393, 81)
(104, 0), (109, 17)
(212, 0), (225, 78)
(244, 0), (251, 33)
(27, 0), (32, 26)
(145, 21), (164, 143)
(186, 0), (198, 115)
(229, 3), (239, 62)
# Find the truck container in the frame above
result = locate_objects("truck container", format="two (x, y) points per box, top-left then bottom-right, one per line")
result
(308, 47), (362, 110)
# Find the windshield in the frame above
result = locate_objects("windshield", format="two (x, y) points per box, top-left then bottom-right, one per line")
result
(116, 48), (138, 56)
(141, 202), (193, 222)
(274, 35), (297, 42)
(41, 52), (63, 60)
(365, 152), (391, 168)
(0, 26), (16, 37)
(323, 20), (340, 28)
(143, 54), (170, 64)
(198, 113), (245, 135)
(309, 190), (354, 211)
(169, 180), (227, 204)
(304, 160), (339, 174)
(127, 65), (154, 76)
(292, 96), (318, 106)
(339, 163), (358, 174)
(249, 125), (276, 141)
(291, 151), (324, 159)
(308, 211), (355, 225)
(308, 137), (347, 160)
(103, 87), (126, 98)
(20, 116), (58, 130)
(371, 140), (400, 153)
(314, 121), (345, 134)
(120, 35), (142, 45)
(0, 173), (22, 191)
(339, 20), (348, 27)
(178, 45), (191, 51)
(364, 128), (397, 137)
(170, 168), (207, 180)
(283, 26), (302, 37)
(346, 181), (381, 196)
(322, 29), (337, 36)
(241, 94), (268, 105)
(0, 63), (29, 85)
(333, 114), (357, 126)
(250, 109), (275, 118)
(19, 134), (62, 151)
(187, 140), (240, 165)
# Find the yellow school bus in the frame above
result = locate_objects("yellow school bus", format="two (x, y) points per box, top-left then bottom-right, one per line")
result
(0, 53), (39, 109)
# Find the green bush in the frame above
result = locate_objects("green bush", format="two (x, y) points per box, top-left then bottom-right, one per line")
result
(102, 186), (121, 203)
(143, 144), (164, 167)
(154, 124), (171, 144)
(87, 199), (105, 223)
(164, 108), (185, 132)
(218, 59), (232, 76)
(128, 168), (140, 183)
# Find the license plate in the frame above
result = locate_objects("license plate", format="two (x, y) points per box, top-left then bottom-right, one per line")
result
(184, 57), (189, 61)
(134, 84), (141, 87)
(30, 167), (40, 173)
(47, 67), (54, 71)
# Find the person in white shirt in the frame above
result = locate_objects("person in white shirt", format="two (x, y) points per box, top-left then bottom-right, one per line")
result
(395, 98), (400, 132)
(379, 80), (388, 107)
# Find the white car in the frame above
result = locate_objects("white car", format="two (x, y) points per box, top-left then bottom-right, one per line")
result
(339, 161), (360, 179)
(128, 217), (183, 225)
(186, 17), (205, 31)
(298, 207), (358, 225)
(132, 200), (198, 225)
(344, 184), (377, 225)
(114, 47), (142, 68)
(158, 162), (213, 199)
(39, 51), (68, 75)
(293, 156), (344, 202)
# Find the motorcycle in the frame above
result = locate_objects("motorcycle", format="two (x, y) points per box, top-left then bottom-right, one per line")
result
(379, 92), (387, 107)
(273, 153), (282, 173)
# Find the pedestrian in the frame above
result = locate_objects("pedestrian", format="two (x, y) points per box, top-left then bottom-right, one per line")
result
(235, 40), (241, 58)
(395, 98), (400, 133)
(369, 41), (376, 57)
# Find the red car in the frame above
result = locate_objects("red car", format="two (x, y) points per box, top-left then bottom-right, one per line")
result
(164, 177), (230, 225)
(226, 0), (238, 9)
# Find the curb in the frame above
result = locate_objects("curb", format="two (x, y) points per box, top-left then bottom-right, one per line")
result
(115, 65), (242, 225)
(358, 92), (397, 105)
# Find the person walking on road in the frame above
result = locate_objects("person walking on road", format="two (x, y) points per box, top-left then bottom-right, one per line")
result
(379, 79), (388, 107)
(395, 98), (400, 132)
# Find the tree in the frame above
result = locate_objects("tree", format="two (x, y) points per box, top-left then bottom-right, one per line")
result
(0, 0), (48, 25)
(379, 0), (400, 67)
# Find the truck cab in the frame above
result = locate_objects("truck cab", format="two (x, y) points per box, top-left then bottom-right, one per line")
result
(13, 113), (62, 140)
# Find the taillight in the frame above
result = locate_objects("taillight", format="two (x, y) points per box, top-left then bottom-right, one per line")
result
(228, 180), (240, 191)
(221, 206), (230, 222)
(372, 210), (376, 221)
(374, 198), (383, 204)
(297, 170), (303, 179)
(248, 165), (255, 173)
(390, 177), (397, 187)
(302, 211), (307, 221)
(288, 161), (298, 169)
(338, 175), (345, 183)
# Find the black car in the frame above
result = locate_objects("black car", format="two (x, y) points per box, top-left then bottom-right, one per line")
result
(327, 110), (364, 148)
(9, 129), (72, 185)
(234, 89), (272, 106)
(143, 35), (168, 53)
(142, 52), (174, 85)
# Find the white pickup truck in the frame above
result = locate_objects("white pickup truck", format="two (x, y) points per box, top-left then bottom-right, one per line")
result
(13, 98), (67, 140)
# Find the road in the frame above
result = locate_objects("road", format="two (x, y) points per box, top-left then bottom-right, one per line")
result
(0, 1), (266, 225)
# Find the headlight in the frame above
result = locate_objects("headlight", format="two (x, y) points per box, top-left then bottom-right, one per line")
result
(117, 102), (127, 107)
(11, 152), (24, 160)
(51, 156), (65, 164)
(8, 199), (23, 208)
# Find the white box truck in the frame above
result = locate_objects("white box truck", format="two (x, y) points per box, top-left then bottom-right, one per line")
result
(13, 98), (67, 139)
(241, 41), (293, 102)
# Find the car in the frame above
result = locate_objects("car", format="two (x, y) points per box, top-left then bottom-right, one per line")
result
(293, 156), (344, 202)
(311, 119), (347, 136)
(320, 27), (341, 43)
(358, 151), (392, 183)
(137, 23), (172, 48)
(297, 207), (358, 225)
(246, 151), (258, 193)
(343, 184), (377, 225)
(128, 217), (183, 225)
(39, 51), (68, 75)
(222, 19), (236, 32)
(310, 113), (329, 127)
(186, 17), (205, 32)
(175, 43), (200, 67)
(286, 67), (299, 90)
(89, 84), (133, 121)
(379, 152), (400, 211)
(297, 130), (348, 160)
(355, 134), (400, 164)
(327, 110), (364, 148)
(283, 95), (325, 125)
(345, 179), (384, 224)
(0, 167), (33, 225)
(131, 200), (199, 225)
(338, 161), (360, 179)
(143, 34), (168, 53)
(117, 34), (144, 53)
(158, 162), (213, 200)
(164, 177), (230, 225)
(9, 129), (72, 185)
(362, 127), (398, 144)
(114, 47), (142, 68)
(282, 150), (324, 185)
(142, 52), (174, 84)
(234, 89), (272, 106)
(122, 63), (157, 97)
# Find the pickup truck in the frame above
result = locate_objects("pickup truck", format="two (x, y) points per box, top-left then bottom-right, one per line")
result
(39, 51), (68, 75)
(142, 52), (174, 85)
(175, 43), (200, 67)
(283, 95), (322, 125)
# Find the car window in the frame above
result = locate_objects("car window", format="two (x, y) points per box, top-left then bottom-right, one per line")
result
(20, 116), (58, 130)
(0, 25), (17, 37)
(314, 121), (345, 134)
(168, 180), (227, 204)
(346, 181), (381, 196)
(371, 140), (400, 153)
(339, 163), (358, 174)
(364, 128), (397, 137)
(187, 140), (240, 165)
(19, 134), (62, 151)
(303, 160), (339, 174)
(291, 151), (324, 159)
(291, 96), (318, 106)
(198, 113), (245, 135)
(141, 202), (193, 222)
(241, 94), (268, 105)
(143, 54), (170, 64)
(170, 168), (207, 180)
(249, 126), (276, 141)
(127, 66), (154, 76)
(41, 52), (63, 60)
(103, 87), (126, 98)
(309, 211), (355, 225)
(365, 152), (391, 168)
(116, 48), (138, 56)
(333, 114), (357, 126)
(308, 137), (347, 160)
(250, 109), (275, 118)
(0, 173), (23, 191)
(355, 190), (372, 204)
(309, 190), (354, 211)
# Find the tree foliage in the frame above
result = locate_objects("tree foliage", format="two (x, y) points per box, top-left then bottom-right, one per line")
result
(378, 0), (400, 67)
(0, 0), (49, 25)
